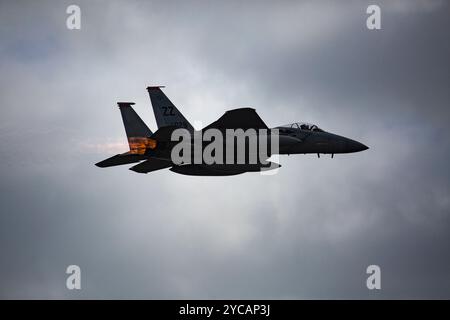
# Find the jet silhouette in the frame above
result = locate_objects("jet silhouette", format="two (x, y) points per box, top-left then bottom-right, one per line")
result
(95, 86), (368, 175)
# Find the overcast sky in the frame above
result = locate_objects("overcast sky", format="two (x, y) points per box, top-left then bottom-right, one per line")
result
(0, 0), (449, 299)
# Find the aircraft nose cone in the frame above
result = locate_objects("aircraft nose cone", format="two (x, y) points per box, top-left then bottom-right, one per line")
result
(346, 139), (369, 153)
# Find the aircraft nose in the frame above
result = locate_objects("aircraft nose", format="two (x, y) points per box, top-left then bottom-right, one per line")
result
(345, 139), (369, 153)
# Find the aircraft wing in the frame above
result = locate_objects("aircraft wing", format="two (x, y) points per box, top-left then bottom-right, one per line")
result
(203, 108), (268, 131)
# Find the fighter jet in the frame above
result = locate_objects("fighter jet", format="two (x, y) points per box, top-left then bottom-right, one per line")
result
(95, 86), (368, 175)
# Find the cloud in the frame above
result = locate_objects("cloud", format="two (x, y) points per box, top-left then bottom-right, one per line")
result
(0, 0), (449, 299)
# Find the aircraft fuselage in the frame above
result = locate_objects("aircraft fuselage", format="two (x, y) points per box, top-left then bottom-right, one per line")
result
(96, 88), (368, 176)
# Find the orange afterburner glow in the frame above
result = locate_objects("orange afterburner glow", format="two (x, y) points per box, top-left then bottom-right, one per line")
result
(128, 137), (157, 154)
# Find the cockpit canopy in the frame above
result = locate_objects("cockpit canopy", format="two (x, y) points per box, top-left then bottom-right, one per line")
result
(279, 122), (324, 132)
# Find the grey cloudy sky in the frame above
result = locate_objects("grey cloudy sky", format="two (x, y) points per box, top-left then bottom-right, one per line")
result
(0, 0), (449, 299)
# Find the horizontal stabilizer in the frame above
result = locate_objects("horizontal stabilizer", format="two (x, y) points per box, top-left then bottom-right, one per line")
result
(129, 158), (172, 174)
(95, 153), (147, 168)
